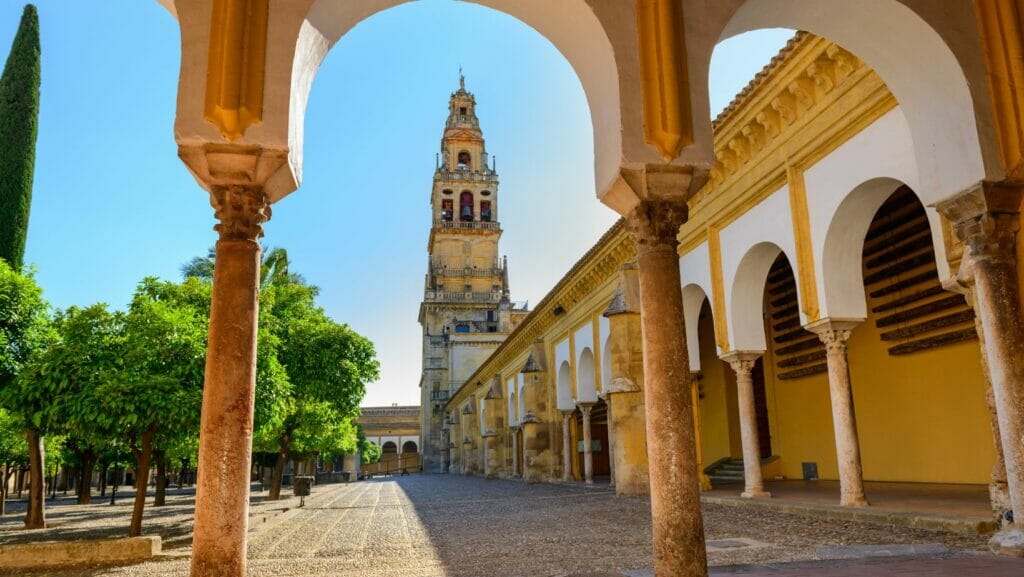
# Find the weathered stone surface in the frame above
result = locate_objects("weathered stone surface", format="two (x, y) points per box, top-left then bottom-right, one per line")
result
(0, 536), (161, 569)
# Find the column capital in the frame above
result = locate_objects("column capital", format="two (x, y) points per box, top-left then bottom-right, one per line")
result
(559, 410), (575, 420)
(719, 350), (763, 374)
(805, 318), (862, 352)
(936, 181), (1023, 266)
(617, 164), (707, 250)
(577, 401), (595, 415)
(210, 185), (270, 242)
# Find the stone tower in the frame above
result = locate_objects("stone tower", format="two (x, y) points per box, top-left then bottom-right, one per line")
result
(419, 76), (522, 473)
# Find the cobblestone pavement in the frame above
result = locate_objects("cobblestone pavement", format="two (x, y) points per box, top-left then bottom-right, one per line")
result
(4, 474), (1022, 576)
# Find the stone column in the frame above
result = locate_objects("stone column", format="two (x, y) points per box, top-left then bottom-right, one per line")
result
(482, 432), (494, 479)
(720, 352), (770, 499)
(560, 410), (574, 482)
(806, 318), (869, 508)
(605, 401), (616, 488)
(628, 197), (707, 577)
(191, 185), (269, 577)
(579, 402), (595, 485)
(938, 183), (1024, 554)
(510, 426), (520, 478)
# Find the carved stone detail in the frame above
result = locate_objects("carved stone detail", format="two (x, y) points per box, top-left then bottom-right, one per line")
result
(627, 199), (689, 251)
(210, 185), (270, 242)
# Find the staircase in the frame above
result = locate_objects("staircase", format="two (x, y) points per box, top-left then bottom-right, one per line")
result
(705, 459), (745, 487)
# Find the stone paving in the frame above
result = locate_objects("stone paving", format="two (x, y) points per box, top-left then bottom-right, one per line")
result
(2, 474), (1022, 576)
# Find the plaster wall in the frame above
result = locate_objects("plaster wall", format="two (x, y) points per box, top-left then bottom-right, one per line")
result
(719, 185), (800, 350)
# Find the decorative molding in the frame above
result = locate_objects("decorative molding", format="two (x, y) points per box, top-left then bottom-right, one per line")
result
(204, 0), (268, 141)
(974, 0), (1024, 180)
(604, 377), (641, 395)
(786, 165), (820, 321)
(707, 225), (730, 352)
(210, 185), (270, 242)
(636, 0), (692, 160)
(678, 34), (887, 255)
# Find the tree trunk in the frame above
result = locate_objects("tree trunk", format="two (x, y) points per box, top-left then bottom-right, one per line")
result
(1, 462), (8, 516)
(153, 452), (167, 507)
(24, 428), (45, 529)
(129, 425), (157, 537)
(98, 464), (107, 497)
(76, 451), (96, 505)
(268, 433), (290, 501)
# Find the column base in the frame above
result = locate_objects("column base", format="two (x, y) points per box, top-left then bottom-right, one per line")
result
(989, 527), (1024, 557)
(741, 490), (772, 499)
(585, 479), (594, 486)
(840, 495), (870, 508)
(699, 472), (712, 492)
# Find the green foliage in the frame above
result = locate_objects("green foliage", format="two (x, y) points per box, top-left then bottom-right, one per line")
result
(360, 440), (381, 465)
(0, 5), (41, 269)
(0, 260), (51, 430)
(0, 408), (26, 465)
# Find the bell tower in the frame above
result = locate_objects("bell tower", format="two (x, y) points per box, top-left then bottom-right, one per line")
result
(419, 75), (519, 473)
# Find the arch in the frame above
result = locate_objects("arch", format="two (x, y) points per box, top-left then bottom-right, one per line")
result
(401, 440), (418, 453)
(166, 0), (625, 201)
(703, 0), (991, 203)
(682, 283), (711, 371)
(821, 177), (920, 319)
(557, 360), (573, 411)
(577, 347), (597, 403)
(517, 374), (526, 422)
(460, 191), (474, 221)
(381, 441), (398, 454)
(729, 242), (787, 351)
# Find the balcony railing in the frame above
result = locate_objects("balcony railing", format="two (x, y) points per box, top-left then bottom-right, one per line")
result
(435, 170), (498, 183)
(433, 267), (503, 279)
(423, 291), (503, 303)
(433, 220), (500, 231)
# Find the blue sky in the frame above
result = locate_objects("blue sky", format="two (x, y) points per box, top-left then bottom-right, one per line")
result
(0, 1), (791, 407)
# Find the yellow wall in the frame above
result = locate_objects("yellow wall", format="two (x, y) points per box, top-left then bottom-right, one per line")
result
(755, 292), (994, 485)
(760, 349), (839, 481)
(847, 310), (994, 484)
(697, 303), (740, 465)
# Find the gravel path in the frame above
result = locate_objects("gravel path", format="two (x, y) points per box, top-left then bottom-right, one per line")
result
(0, 474), (994, 576)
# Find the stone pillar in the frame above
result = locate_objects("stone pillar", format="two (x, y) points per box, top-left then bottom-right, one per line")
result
(560, 410), (574, 482)
(482, 432), (495, 479)
(806, 318), (869, 508)
(938, 183), (1024, 554)
(520, 412), (547, 483)
(604, 269), (650, 496)
(720, 352), (770, 499)
(628, 197), (707, 577)
(191, 185), (269, 577)
(579, 402), (595, 485)
(510, 426), (520, 478)
(605, 401), (615, 488)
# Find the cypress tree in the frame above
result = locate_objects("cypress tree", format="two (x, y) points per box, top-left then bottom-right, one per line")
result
(0, 5), (40, 270)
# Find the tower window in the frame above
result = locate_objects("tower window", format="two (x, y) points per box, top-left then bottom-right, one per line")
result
(480, 190), (491, 196)
(441, 199), (453, 221)
(457, 151), (471, 170)
(460, 191), (474, 221)
(480, 201), (492, 222)
(442, 189), (453, 195)
(459, 107), (467, 116)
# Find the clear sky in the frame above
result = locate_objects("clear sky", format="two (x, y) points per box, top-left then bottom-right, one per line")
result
(0, 1), (791, 408)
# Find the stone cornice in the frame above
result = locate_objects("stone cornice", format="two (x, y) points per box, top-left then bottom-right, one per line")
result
(678, 34), (893, 255)
(446, 220), (635, 410)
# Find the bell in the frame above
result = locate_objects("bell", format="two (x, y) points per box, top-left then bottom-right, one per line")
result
(461, 205), (473, 221)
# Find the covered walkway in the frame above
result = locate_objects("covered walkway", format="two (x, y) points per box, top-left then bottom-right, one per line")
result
(705, 480), (995, 534)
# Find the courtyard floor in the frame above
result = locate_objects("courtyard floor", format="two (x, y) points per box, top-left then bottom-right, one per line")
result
(1, 474), (1022, 576)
